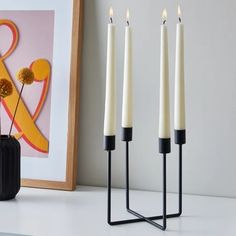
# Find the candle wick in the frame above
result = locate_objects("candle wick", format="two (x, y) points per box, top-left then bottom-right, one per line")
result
(178, 17), (182, 23)
(126, 20), (129, 26)
(110, 17), (113, 24)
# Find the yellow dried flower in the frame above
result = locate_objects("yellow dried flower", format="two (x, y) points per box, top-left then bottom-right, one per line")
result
(17, 68), (34, 85)
(0, 78), (13, 98)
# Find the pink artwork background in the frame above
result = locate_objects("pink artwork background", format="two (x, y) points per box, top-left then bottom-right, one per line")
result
(0, 11), (55, 158)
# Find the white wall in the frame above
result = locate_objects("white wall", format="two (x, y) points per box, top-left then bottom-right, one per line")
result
(78, 0), (236, 198)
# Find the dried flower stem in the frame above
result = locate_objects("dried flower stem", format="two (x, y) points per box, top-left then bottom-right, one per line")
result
(9, 84), (24, 136)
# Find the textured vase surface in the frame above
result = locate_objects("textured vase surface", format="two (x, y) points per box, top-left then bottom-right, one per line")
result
(0, 135), (21, 200)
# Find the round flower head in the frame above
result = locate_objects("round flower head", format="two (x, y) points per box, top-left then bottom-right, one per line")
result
(17, 68), (35, 85)
(0, 78), (13, 98)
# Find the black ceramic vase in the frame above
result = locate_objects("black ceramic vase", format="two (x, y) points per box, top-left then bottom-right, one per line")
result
(0, 135), (21, 200)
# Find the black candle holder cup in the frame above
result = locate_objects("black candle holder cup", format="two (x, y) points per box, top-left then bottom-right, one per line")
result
(0, 135), (21, 201)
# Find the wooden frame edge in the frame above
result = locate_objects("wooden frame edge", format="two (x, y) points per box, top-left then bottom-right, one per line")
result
(22, 0), (83, 190)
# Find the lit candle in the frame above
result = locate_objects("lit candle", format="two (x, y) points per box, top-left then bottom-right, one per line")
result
(174, 5), (186, 144)
(159, 9), (171, 153)
(104, 7), (116, 150)
(121, 9), (133, 141)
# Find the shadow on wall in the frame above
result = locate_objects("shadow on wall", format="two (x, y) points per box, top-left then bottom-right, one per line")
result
(77, 0), (105, 185)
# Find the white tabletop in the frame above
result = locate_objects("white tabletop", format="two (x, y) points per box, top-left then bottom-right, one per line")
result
(0, 186), (235, 236)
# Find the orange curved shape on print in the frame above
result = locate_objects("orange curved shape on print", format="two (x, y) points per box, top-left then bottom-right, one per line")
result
(0, 20), (49, 153)
(14, 59), (51, 140)
(31, 59), (51, 120)
(0, 20), (18, 60)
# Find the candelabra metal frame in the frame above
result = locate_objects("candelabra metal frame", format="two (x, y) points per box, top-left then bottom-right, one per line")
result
(104, 129), (185, 231)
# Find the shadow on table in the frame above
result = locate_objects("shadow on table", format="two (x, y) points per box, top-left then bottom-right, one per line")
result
(0, 233), (31, 236)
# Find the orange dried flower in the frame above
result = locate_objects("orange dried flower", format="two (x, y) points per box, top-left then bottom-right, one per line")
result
(0, 78), (13, 98)
(17, 68), (34, 85)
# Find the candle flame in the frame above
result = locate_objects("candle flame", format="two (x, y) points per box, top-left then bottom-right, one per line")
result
(109, 7), (114, 18)
(177, 5), (181, 17)
(126, 9), (130, 22)
(162, 8), (167, 23)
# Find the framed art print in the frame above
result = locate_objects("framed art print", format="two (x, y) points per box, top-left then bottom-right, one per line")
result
(0, 0), (83, 190)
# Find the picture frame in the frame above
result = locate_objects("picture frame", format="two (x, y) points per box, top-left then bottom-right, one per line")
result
(0, 0), (83, 190)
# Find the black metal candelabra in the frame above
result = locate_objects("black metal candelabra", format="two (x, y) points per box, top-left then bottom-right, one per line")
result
(104, 128), (186, 231)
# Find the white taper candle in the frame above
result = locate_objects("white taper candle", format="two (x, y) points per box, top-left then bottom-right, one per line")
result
(104, 7), (116, 136)
(174, 5), (185, 130)
(122, 9), (133, 128)
(159, 9), (170, 139)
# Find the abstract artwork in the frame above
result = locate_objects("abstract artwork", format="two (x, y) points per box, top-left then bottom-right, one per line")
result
(0, 0), (83, 190)
(0, 11), (54, 158)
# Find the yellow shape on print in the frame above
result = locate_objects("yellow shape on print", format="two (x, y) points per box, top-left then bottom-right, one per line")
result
(31, 59), (51, 81)
(14, 59), (51, 153)
(0, 20), (49, 153)
(0, 19), (51, 153)
(3, 62), (49, 153)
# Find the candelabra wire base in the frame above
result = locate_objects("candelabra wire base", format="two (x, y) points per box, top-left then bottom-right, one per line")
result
(106, 139), (183, 231)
